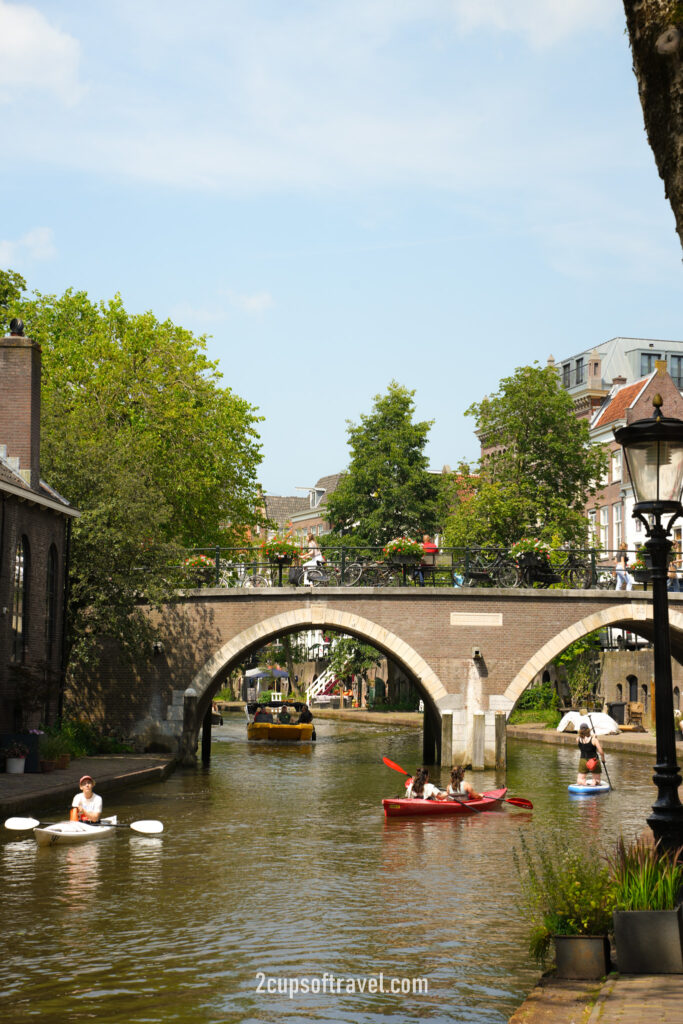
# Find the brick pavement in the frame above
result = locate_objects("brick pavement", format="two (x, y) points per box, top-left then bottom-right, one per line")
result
(508, 973), (683, 1024)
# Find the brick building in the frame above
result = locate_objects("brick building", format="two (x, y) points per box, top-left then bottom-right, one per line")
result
(0, 322), (78, 734)
(260, 473), (344, 540)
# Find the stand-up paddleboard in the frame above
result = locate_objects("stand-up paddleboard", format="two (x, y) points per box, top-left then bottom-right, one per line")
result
(568, 782), (611, 795)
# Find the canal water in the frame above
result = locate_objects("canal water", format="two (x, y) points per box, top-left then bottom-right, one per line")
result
(0, 718), (661, 1024)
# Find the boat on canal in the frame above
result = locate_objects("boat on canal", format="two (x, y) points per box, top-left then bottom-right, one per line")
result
(246, 700), (315, 742)
(382, 787), (508, 818)
(33, 815), (119, 847)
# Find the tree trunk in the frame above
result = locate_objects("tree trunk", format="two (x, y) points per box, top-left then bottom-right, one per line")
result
(623, 1), (683, 250)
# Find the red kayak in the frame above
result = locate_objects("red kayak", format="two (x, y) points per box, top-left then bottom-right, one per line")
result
(382, 787), (508, 818)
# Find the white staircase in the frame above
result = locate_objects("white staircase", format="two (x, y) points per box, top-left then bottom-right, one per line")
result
(306, 666), (335, 705)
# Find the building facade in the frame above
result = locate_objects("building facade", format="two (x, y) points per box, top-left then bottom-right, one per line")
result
(0, 323), (78, 734)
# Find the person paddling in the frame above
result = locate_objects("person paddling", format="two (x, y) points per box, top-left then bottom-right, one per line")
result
(406, 767), (446, 800)
(71, 775), (103, 823)
(576, 723), (605, 787)
(446, 765), (482, 801)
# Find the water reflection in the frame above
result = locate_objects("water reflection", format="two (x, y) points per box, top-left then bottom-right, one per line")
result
(0, 722), (663, 1024)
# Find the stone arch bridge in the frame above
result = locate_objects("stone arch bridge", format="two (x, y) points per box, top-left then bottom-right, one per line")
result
(113, 587), (683, 767)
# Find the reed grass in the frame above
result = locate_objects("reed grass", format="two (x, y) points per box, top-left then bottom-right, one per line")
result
(608, 837), (683, 911)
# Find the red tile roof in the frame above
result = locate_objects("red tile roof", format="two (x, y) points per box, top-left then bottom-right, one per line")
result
(592, 378), (649, 429)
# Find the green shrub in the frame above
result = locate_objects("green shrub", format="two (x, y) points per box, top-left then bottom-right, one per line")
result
(47, 719), (132, 757)
(515, 680), (559, 712)
(508, 707), (561, 728)
(513, 833), (616, 966)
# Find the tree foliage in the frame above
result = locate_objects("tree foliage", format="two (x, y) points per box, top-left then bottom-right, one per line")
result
(325, 381), (440, 544)
(327, 635), (383, 685)
(13, 283), (265, 668)
(443, 364), (607, 548)
(0, 268), (26, 330)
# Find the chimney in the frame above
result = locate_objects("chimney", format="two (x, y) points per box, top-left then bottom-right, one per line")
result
(0, 318), (41, 489)
(611, 375), (627, 389)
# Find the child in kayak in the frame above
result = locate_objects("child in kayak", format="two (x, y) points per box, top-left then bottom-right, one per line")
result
(576, 723), (605, 786)
(71, 775), (103, 823)
(446, 765), (482, 801)
(406, 768), (447, 800)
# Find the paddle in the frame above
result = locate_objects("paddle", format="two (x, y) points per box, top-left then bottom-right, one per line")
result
(587, 712), (614, 791)
(4, 816), (164, 834)
(382, 756), (533, 809)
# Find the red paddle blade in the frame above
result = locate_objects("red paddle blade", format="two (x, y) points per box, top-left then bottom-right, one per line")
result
(505, 797), (533, 809)
(382, 756), (409, 776)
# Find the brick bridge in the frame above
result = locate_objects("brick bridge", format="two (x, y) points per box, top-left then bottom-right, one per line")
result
(114, 587), (683, 767)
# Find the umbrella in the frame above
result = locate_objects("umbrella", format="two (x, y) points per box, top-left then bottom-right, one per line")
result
(244, 667), (289, 679)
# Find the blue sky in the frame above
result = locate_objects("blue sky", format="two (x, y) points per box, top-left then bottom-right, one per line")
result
(2, 1), (682, 497)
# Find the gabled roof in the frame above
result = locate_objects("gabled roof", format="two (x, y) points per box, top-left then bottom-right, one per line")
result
(263, 495), (309, 530)
(0, 452), (79, 517)
(590, 375), (652, 430)
(312, 473), (343, 506)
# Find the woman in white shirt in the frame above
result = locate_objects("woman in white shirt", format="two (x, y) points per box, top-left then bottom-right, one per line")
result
(406, 767), (446, 800)
(71, 775), (103, 822)
(446, 765), (482, 801)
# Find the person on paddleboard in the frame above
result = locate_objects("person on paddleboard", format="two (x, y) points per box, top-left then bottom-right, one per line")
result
(576, 723), (605, 787)
(446, 765), (482, 801)
(71, 775), (103, 823)
(405, 768), (447, 800)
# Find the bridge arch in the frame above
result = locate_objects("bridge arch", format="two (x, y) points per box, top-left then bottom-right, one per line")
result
(504, 601), (683, 709)
(189, 604), (449, 710)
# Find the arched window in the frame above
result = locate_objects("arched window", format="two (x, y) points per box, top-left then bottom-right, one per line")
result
(627, 674), (638, 702)
(616, 683), (623, 701)
(45, 545), (58, 659)
(11, 536), (29, 663)
(674, 687), (680, 711)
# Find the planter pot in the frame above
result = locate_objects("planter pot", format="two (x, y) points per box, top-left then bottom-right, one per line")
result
(269, 554), (293, 565)
(57, 754), (70, 770)
(40, 759), (58, 773)
(516, 552), (548, 567)
(613, 906), (683, 974)
(6, 756), (26, 774)
(389, 554), (421, 565)
(554, 935), (611, 979)
(633, 569), (650, 582)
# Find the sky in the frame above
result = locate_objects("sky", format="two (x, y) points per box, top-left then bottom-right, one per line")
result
(2, 0), (682, 498)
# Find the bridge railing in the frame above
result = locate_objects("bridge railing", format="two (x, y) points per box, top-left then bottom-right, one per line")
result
(155, 545), (644, 590)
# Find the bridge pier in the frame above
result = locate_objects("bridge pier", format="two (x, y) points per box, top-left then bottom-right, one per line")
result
(439, 705), (508, 770)
(201, 706), (212, 765)
(422, 703), (441, 765)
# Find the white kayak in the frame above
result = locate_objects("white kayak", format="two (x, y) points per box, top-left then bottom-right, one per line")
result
(568, 783), (611, 795)
(34, 815), (118, 847)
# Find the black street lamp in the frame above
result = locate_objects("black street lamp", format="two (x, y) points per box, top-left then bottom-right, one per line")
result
(615, 394), (683, 852)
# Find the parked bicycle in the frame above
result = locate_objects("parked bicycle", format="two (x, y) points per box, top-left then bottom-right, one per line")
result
(461, 548), (519, 588)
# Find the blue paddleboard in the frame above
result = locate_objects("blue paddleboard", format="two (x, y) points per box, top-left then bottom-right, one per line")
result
(568, 782), (611, 795)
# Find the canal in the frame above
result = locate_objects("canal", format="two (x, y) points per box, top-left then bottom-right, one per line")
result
(0, 718), (661, 1024)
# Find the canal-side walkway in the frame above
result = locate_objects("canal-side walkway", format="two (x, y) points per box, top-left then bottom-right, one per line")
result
(507, 721), (668, 756)
(0, 754), (175, 817)
(509, 972), (683, 1024)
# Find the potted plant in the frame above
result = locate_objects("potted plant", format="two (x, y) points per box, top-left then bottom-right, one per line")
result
(182, 553), (216, 586)
(3, 741), (29, 774)
(510, 537), (551, 567)
(260, 537), (300, 564)
(514, 834), (614, 978)
(382, 537), (423, 564)
(631, 546), (651, 582)
(39, 732), (67, 772)
(609, 836), (683, 974)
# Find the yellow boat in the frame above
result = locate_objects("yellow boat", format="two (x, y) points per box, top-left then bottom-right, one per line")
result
(246, 700), (316, 742)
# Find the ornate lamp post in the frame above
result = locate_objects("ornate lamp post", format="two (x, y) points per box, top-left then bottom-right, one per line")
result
(615, 394), (683, 852)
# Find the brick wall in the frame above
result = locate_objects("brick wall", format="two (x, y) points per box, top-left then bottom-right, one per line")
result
(0, 335), (41, 488)
(0, 494), (69, 732)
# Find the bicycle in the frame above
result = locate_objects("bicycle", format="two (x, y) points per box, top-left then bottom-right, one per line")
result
(462, 549), (519, 588)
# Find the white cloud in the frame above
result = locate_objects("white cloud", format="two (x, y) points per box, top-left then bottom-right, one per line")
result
(226, 290), (274, 314)
(0, 0), (83, 104)
(0, 226), (56, 265)
(448, 0), (615, 48)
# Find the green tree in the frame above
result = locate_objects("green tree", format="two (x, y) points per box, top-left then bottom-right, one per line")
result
(325, 381), (440, 544)
(15, 286), (265, 668)
(327, 635), (382, 687)
(0, 268), (26, 331)
(443, 364), (607, 548)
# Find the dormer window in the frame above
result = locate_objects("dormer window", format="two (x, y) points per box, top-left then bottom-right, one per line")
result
(575, 358), (584, 385)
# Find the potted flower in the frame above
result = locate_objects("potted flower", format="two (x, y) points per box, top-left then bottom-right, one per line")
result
(514, 834), (615, 978)
(609, 836), (683, 974)
(183, 553), (216, 586)
(510, 537), (551, 566)
(3, 741), (29, 774)
(383, 537), (424, 564)
(260, 537), (300, 564)
(631, 546), (651, 583)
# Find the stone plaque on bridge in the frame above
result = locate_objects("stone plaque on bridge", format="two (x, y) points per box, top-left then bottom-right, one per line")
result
(450, 612), (503, 627)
